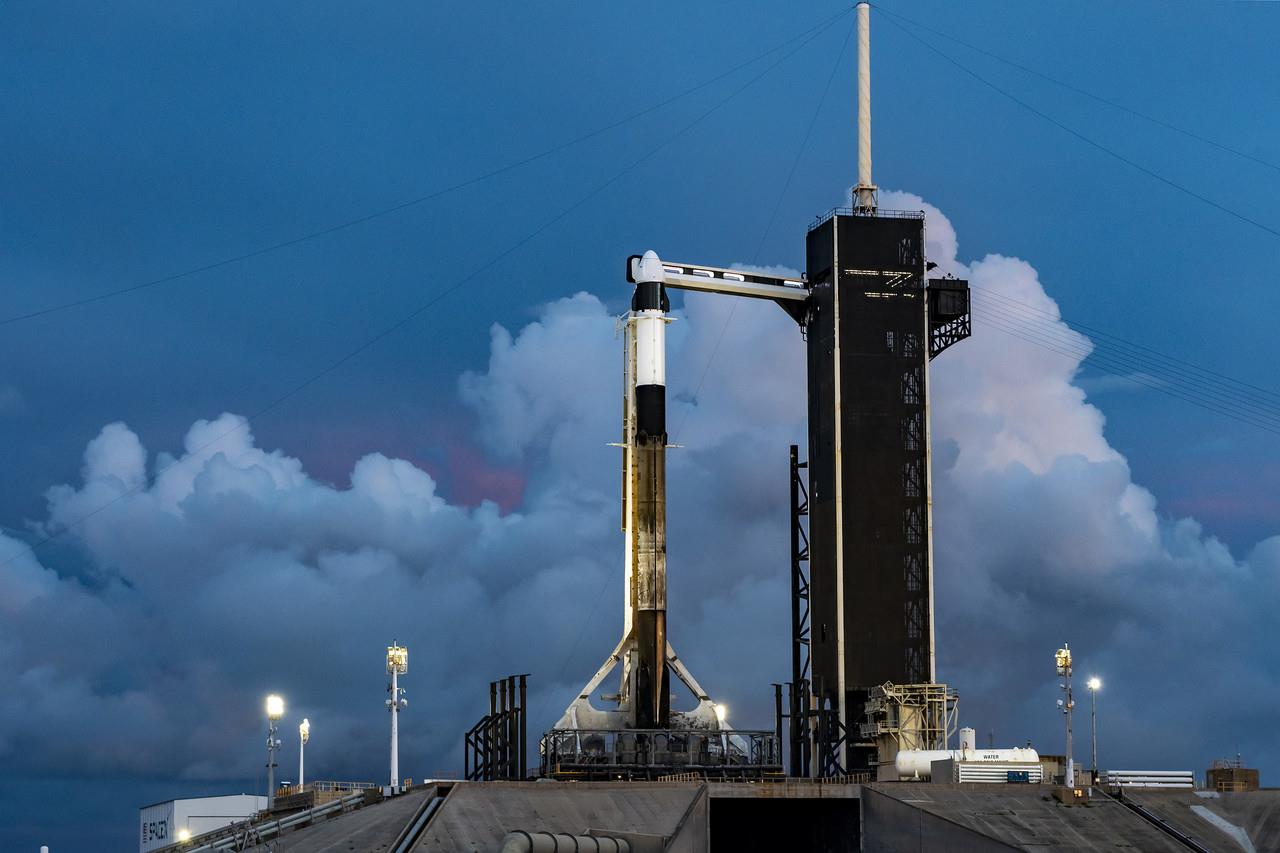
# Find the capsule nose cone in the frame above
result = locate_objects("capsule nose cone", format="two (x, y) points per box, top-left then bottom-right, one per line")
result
(636, 250), (665, 284)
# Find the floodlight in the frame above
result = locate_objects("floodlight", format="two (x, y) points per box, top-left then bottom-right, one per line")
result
(266, 694), (285, 720)
(177, 828), (191, 842)
(1087, 677), (1101, 691)
(300, 718), (311, 744)
(714, 703), (728, 723)
(387, 643), (409, 675)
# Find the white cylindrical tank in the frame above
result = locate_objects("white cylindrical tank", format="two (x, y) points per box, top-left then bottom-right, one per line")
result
(959, 727), (976, 752)
(895, 746), (1040, 780)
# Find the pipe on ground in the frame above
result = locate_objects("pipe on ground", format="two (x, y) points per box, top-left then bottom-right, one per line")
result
(497, 831), (631, 853)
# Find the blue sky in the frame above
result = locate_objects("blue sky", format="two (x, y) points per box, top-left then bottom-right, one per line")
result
(2, 2), (1278, 849)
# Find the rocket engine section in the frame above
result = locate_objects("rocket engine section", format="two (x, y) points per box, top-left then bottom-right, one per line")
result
(628, 252), (671, 729)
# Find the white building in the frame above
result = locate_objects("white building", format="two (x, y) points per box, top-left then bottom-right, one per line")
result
(138, 794), (267, 852)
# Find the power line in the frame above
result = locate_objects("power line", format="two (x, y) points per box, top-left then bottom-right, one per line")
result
(972, 294), (1280, 432)
(0, 9), (851, 572)
(876, 10), (1280, 240)
(0, 8), (851, 329)
(872, 3), (1280, 175)
(535, 17), (856, 717)
(971, 283), (1280, 404)
(671, 14), (856, 444)
(972, 297), (1280, 432)
(979, 311), (1280, 437)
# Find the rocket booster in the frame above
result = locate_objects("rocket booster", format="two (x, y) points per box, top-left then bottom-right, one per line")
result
(630, 251), (670, 729)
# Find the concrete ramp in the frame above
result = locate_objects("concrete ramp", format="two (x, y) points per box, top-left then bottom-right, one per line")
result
(865, 784), (1191, 852)
(1123, 790), (1280, 852)
(236, 787), (434, 853)
(413, 781), (705, 852)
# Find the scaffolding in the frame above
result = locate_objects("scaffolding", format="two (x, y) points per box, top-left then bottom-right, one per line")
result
(860, 682), (958, 778)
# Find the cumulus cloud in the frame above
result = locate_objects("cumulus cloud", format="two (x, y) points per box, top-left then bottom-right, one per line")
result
(3, 193), (1277, 824)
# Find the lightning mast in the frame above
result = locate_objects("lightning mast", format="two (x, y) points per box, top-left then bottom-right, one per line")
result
(386, 641), (408, 788)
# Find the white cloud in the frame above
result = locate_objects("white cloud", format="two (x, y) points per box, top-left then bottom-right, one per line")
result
(2, 193), (1277, 794)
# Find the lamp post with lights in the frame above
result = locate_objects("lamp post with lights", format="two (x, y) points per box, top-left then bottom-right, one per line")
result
(1087, 677), (1101, 783)
(265, 694), (284, 809)
(1055, 646), (1075, 787)
(299, 718), (310, 788)
(386, 642), (408, 789)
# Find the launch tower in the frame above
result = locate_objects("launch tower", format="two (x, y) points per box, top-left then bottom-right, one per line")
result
(536, 2), (970, 780)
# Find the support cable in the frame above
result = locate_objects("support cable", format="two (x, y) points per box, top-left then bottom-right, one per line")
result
(969, 291), (1280, 425)
(972, 284), (1280, 404)
(530, 15), (856, 728)
(873, 3), (1280, 175)
(876, 11), (1280, 240)
(0, 8), (851, 328)
(0, 9), (851, 570)
(671, 14), (857, 444)
(977, 309), (1280, 436)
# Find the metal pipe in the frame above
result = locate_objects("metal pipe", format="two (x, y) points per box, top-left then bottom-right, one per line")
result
(489, 680), (498, 780)
(519, 674), (528, 779)
(506, 675), (517, 779)
(773, 683), (784, 756)
(497, 831), (631, 853)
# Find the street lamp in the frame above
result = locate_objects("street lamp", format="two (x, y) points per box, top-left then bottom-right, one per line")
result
(265, 694), (284, 809)
(386, 642), (409, 789)
(1087, 677), (1101, 783)
(299, 718), (311, 788)
(1055, 645), (1075, 787)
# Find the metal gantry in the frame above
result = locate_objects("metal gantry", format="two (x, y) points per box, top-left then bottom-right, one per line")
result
(788, 445), (812, 778)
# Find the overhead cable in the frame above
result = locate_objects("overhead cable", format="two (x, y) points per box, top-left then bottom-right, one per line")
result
(876, 10), (1280, 240)
(873, 3), (1280, 175)
(671, 14), (857, 444)
(0, 8), (851, 328)
(0, 8), (852, 571)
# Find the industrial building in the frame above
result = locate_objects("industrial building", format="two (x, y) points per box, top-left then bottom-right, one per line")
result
(138, 795), (266, 852)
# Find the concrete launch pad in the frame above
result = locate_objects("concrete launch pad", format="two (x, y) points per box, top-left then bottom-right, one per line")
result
(209, 781), (1280, 852)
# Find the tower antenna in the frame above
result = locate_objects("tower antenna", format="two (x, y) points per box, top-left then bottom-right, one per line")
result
(854, 2), (878, 211)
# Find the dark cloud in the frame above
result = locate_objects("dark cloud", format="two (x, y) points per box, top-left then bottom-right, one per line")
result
(2, 194), (1277, 849)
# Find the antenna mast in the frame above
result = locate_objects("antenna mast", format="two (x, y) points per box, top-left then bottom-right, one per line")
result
(854, 2), (878, 212)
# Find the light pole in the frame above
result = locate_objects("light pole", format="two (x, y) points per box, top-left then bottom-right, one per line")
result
(1087, 677), (1101, 783)
(1055, 645), (1075, 787)
(386, 642), (408, 789)
(299, 718), (310, 788)
(265, 694), (284, 809)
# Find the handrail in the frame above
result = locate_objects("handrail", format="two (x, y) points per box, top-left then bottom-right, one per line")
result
(184, 791), (366, 852)
(809, 207), (925, 229)
(1103, 789), (1214, 853)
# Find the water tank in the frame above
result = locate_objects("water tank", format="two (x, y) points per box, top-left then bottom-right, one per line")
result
(895, 745), (1040, 780)
(959, 727), (976, 751)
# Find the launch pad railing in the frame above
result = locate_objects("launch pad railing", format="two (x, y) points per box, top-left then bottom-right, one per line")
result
(810, 207), (925, 229)
(540, 728), (781, 780)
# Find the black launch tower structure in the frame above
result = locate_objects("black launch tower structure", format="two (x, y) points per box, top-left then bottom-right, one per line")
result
(803, 208), (969, 773)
